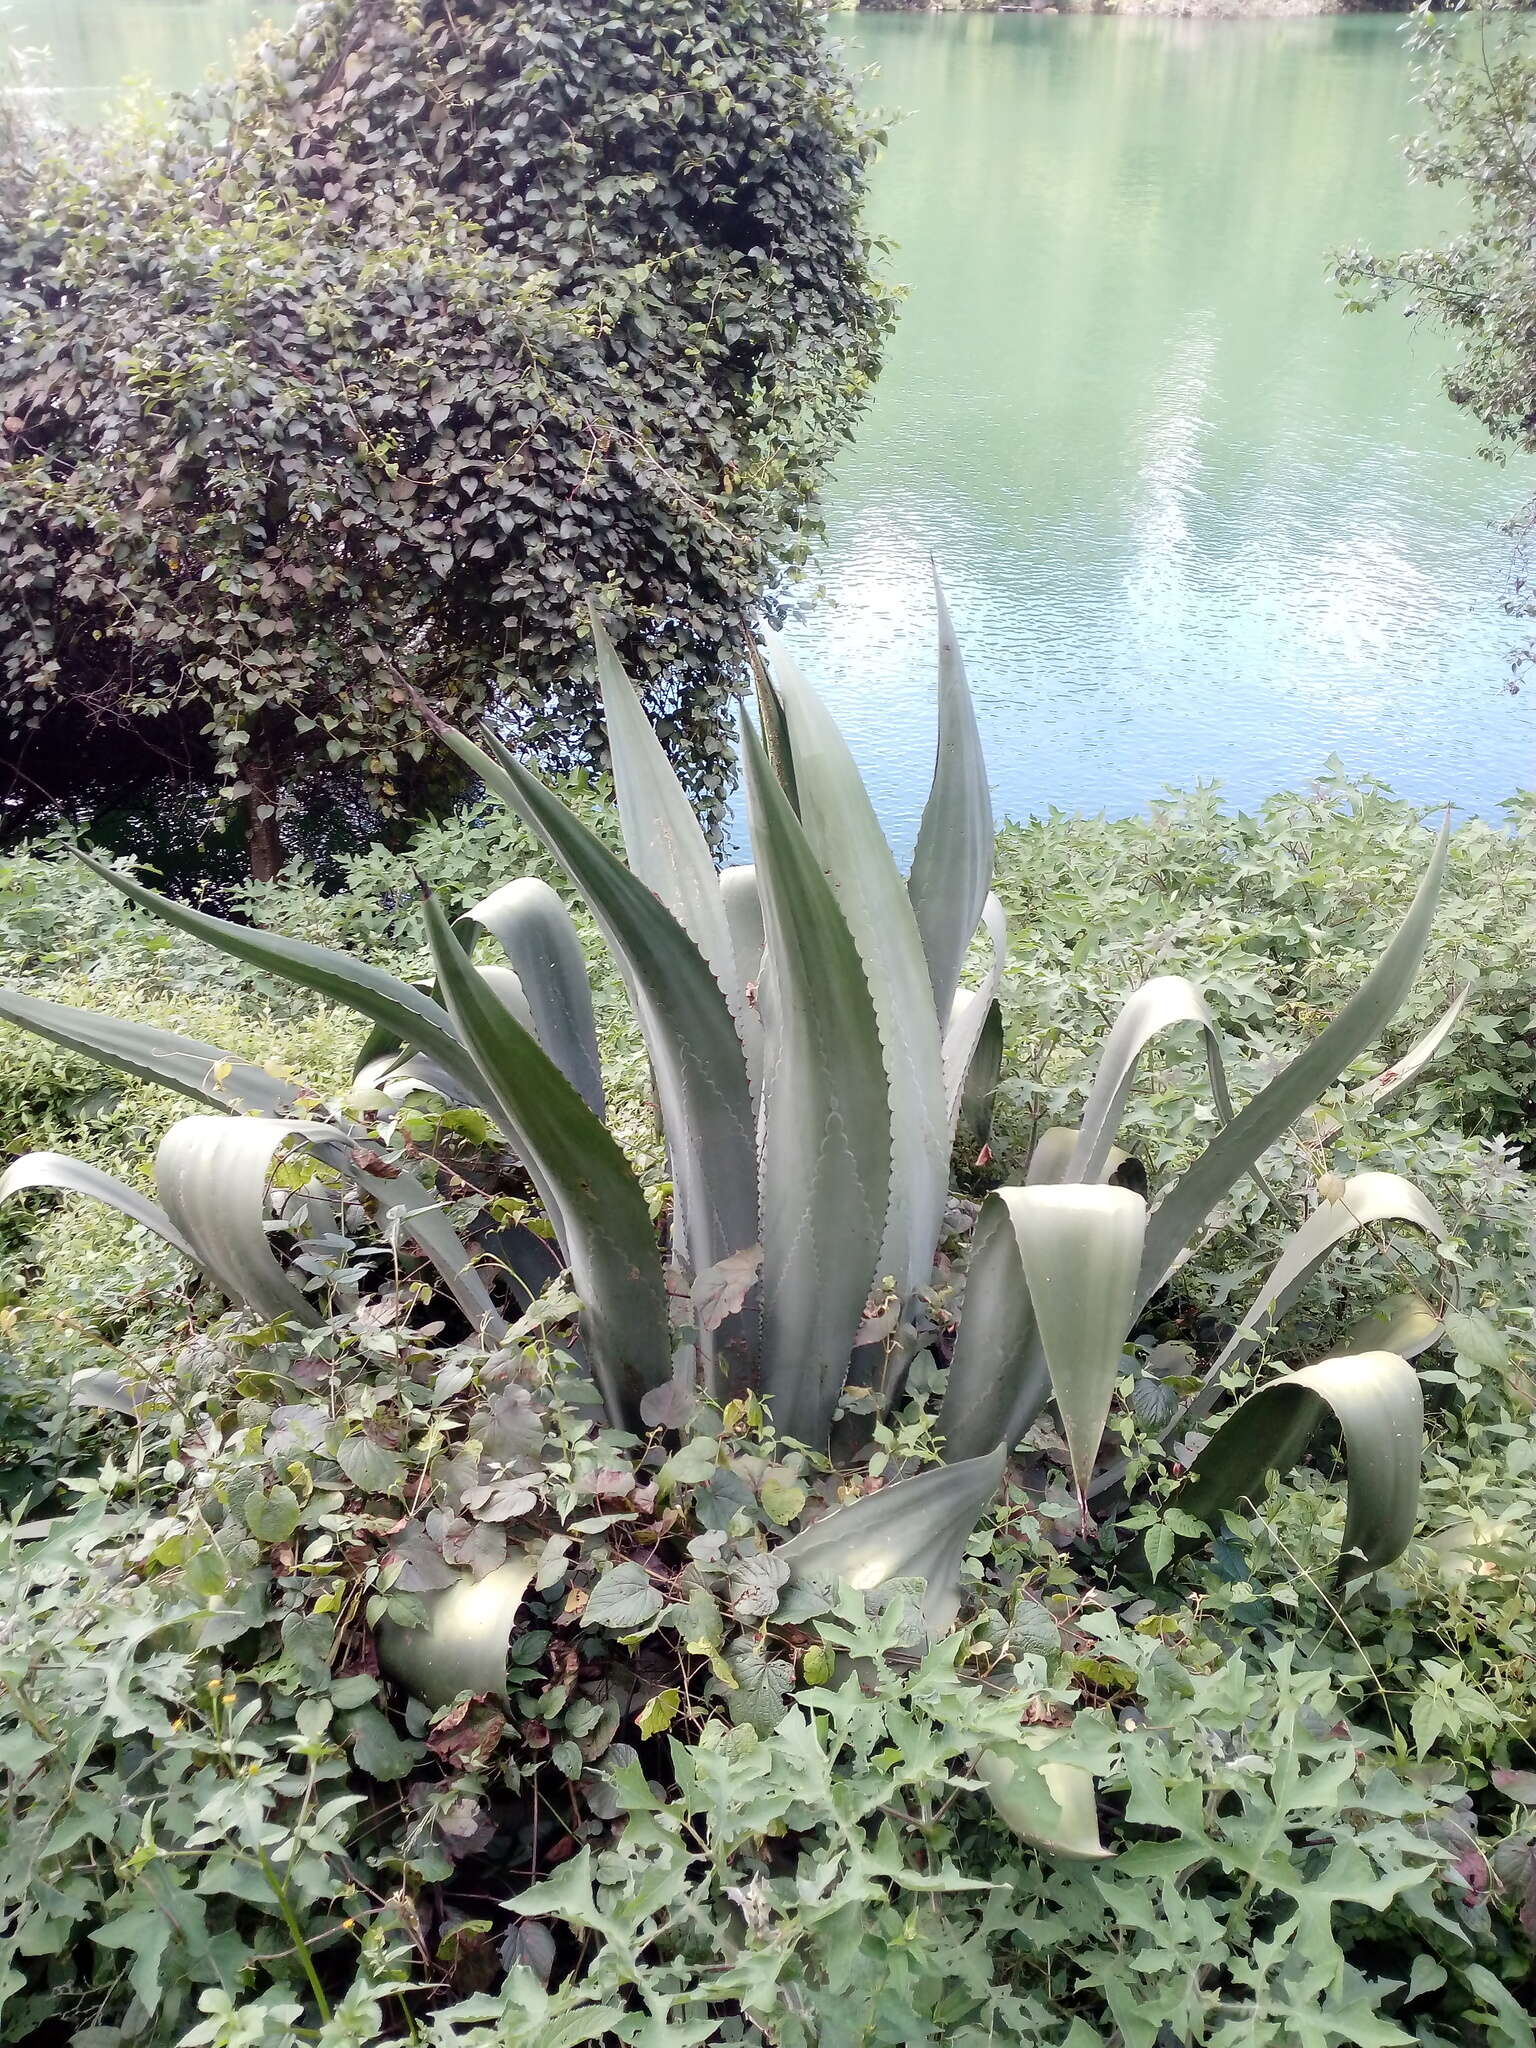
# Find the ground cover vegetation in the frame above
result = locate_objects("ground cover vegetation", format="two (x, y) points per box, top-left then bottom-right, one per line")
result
(0, 0), (889, 880)
(0, 601), (1532, 2045)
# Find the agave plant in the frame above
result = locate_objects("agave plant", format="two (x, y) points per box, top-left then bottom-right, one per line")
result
(0, 584), (1461, 1857)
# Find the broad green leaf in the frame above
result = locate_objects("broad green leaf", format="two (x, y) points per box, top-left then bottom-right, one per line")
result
(155, 1116), (327, 1328)
(936, 1191), (1048, 1466)
(1136, 817), (1449, 1309)
(422, 887), (670, 1431)
(583, 1560), (664, 1632)
(433, 721), (757, 1391)
(0, 984), (311, 1117)
(941, 892), (1007, 1138)
(742, 716), (891, 1448)
(770, 637), (948, 1306)
(1068, 975), (1235, 1185)
(590, 609), (741, 1026)
(908, 569), (995, 1022)
(79, 850), (480, 1099)
(777, 1443), (1005, 1635)
(0, 1150), (196, 1262)
(463, 877), (605, 1115)
(1009, 1185), (1146, 1506)
(1175, 1350), (1424, 1583)
(377, 1552), (537, 1708)
(973, 1734), (1112, 1863)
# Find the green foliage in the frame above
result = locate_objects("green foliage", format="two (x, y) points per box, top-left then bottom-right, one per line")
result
(1337, 3), (1536, 460)
(0, 0), (890, 870)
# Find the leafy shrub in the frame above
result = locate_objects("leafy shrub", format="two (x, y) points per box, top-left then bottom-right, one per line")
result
(0, 0), (890, 873)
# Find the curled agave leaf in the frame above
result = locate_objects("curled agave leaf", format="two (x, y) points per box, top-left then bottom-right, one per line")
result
(777, 1443), (1006, 1636)
(1068, 975), (1234, 1186)
(973, 1736), (1112, 1863)
(377, 1552), (537, 1708)
(1, 1150), (196, 1263)
(1175, 1350), (1424, 1584)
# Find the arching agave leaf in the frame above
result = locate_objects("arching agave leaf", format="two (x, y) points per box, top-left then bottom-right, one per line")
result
(0, 1151), (196, 1262)
(78, 852), (480, 1101)
(1068, 975), (1235, 1186)
(1180, 1171), (1448, 1431)
(743, 717), (892, 1449)
(937, 1192), (1047, 1466)
(1174, 1350), (1424, 1584)
(1025, 1126), (1131, 1189)
(432, 721), (758, 1390)
(908, 570), (995, 1024)
(589, 609), (742, 1028)
(462, 878), (605, 1117)
(303, 1136), (507, 1343)
(941, 892), (1007, 1137)
(0, 986), (312, 1118)
(777, 1443), (1006, 1635)
(770, 637), (948, 1309)
(973, 1736), (1112, 1863)
(1359, 983), (1470, 1108)
(377, 1552), (537, 1709)
(719, 863), (766, 1099)
(956, 998), (1004, 1151)
(1135, 817), (1450, 1310)
(422, 888), (670, 1432)
(1341, 1290), (1443, 1360)
(155, 1117), (330, 1328)
(1009, 1185), (1146, 1508)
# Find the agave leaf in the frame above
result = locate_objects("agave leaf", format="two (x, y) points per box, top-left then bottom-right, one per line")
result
(1136, 818), (1450, 1310)
(433, 722), (758, 1388)
(908, 570), (995, 1023)
(590, 609), (742, 1028)
(422, 887), (670, 1431)
(777, 1443), (1006, 1635)
(79, 852), (480, 1100)
(1069, 976), (1235, 1185)
(719, 863), (766, 1099)
(745, 629), (799, 812)
(1359, 983), (1470, 1107)
(941, 892), (1007, 1136)
(1184, 1172), (1448, 1426)
(462, 878), (605, 1116)
(1009, 1185), (1146, 1506)
(0, 1150), (196, 1262)
(1341, 1290), (1443, 1360)
(155, 1116), (330, 1327)
(1175, 1350), (1424, 1583)
(936, 1192), (1048, 1466)
(0, 985), (312, 1118)
(973, 1736), (1112, 1862)
(956, 999), (1004, 1151)
(770, 637), (948, 1307)
(742, 718), (892, 1448)
(377, 1551), (537, 1708)
(304, 1137), (507, 1343)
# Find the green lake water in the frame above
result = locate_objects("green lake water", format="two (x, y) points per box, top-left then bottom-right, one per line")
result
(9, 3), (1534, 839)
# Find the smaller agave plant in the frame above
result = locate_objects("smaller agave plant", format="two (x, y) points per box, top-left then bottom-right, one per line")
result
(0, 581), (1461, 1859)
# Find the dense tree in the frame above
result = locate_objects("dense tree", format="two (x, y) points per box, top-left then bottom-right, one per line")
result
(0, 0), (889, 876)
